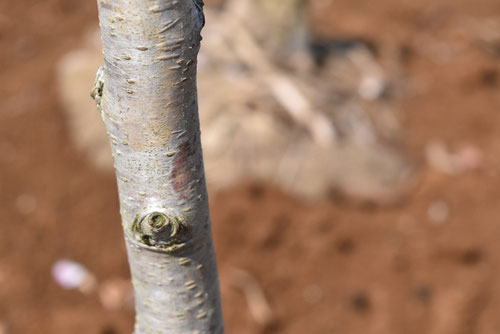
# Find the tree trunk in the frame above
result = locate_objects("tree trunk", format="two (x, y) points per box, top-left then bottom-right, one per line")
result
(93, 0), (224, 333)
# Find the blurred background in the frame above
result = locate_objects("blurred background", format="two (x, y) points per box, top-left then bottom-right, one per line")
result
(1, 0), (500, 333)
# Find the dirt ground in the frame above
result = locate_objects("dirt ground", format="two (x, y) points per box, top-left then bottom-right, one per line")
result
(2, 0), (500, 333)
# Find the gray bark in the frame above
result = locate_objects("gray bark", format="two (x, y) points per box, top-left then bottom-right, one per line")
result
(93, 0), (223, 333)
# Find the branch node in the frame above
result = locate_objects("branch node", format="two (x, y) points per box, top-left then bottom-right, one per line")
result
(90, 66), (105, 115)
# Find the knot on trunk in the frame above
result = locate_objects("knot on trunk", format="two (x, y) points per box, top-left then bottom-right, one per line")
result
(132, 211), (190, 249)
(193, 0), (205, 31)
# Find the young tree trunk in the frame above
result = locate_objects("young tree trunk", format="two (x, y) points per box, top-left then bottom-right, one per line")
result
(93, 0), (224, 333)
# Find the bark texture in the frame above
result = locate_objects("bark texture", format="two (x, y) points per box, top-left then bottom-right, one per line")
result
(94, 0), (223, 333)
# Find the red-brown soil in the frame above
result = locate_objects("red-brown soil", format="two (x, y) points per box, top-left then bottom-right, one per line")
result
(2, 0), (500, 333)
